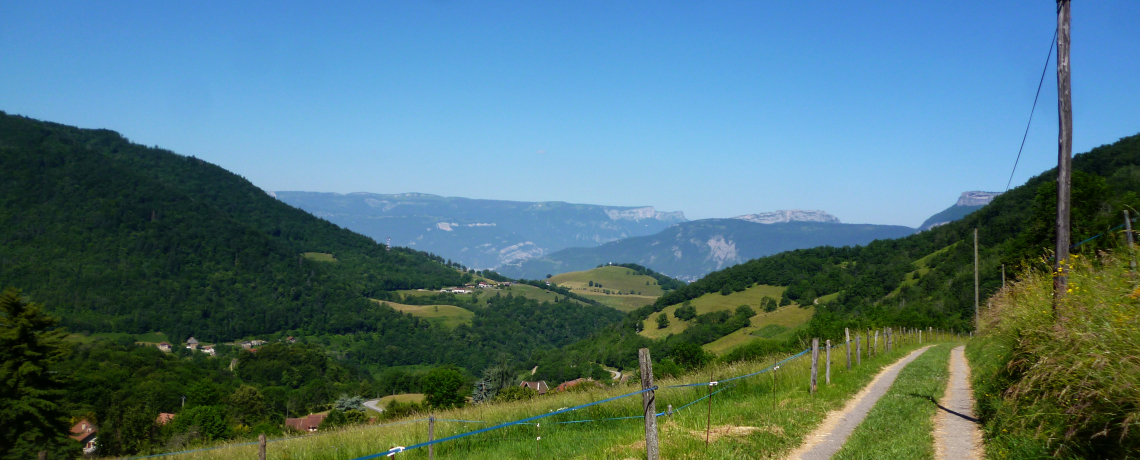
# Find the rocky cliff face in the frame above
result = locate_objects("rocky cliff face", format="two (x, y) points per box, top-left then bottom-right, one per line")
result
(732, 210), (840, 225)
(956, 191), (1002, 207)
(605, 206), (687, 222)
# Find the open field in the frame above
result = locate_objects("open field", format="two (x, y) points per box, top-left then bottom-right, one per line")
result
(302, 252), (338, 262)
(702, 305), (815, 355)
(578, 292), (657, 312)
(371, 300), (474, 328)
(157, 338), (960, 460)
(640, 284), (788, 340)
(378, 393), (425, 406)
(549, 266), (664, 297)
(398, 283), (584, 308)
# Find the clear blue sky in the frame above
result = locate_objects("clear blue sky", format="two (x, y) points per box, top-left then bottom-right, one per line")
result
(3, 1), (1138, 226)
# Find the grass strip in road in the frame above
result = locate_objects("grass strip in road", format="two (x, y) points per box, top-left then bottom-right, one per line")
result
(832, 344), (953, 460)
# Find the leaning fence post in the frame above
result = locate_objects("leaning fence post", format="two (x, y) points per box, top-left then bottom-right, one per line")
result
(825, 339), (832, 384)
(845, 328), (851, 370)
(259, 433), (267, 460)
(428, 415), (435, 460)
(856, 335), (861, 366)
(811, 338), (819, 394)
(639, 348), (659, 460)
(1126, 210), (1136, 269)
(919, 329), (922, 344)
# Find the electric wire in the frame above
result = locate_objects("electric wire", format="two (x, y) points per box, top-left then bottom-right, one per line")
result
(1006, 30), (1058, 191)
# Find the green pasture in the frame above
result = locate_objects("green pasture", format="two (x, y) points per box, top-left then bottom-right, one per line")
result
(372, 300), (475, 328)
(640, 284), (790, 340)
(549, 266), (664, 297)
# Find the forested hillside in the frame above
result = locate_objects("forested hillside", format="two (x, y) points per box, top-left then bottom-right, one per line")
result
(0, 112), (463, 341)
(632, 132), (1140, 338)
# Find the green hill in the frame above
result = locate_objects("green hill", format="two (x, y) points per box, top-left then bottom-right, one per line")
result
(634, 131), (1140, 338)
(548, 265), (666, 311)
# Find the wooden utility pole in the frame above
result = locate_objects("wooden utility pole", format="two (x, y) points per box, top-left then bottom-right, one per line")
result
(974, 228), (980, 331)
(639, 348), (659, 460)
(1054, 0), (1073, 307)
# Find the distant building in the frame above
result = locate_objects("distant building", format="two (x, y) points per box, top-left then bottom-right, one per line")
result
(285, 336), (297, 343)
(201, 345), (216, 356)
(155, 413), (176, 426)
(186, 337), (199, 350)
(70, 419), (98, 455)
(250, 339), (266, 346)
(519, 381), (548, 395)
(241, 341), (253, 350)
(156, 342), (172, 352)
(285, 413), (328, 432)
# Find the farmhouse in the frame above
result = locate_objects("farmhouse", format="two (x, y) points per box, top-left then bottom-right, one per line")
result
(201, 345), (216, 356)
(241, 341), (253, 350)
(156, 342), (172, 352)
(285, 413), (328, 432)
(70, 419), (98, 455)
(519, 381), (548, 395)
(186, 337), (199, 350)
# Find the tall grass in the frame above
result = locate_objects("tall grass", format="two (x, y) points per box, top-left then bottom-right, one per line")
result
(139, 339), (947, 460)
(967, 251), (1140, 458)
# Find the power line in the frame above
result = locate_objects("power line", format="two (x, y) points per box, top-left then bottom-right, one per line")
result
(1005, 30), (1058, 192)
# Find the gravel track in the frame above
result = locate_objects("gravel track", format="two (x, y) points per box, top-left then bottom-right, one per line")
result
(933, 345), (983, 460)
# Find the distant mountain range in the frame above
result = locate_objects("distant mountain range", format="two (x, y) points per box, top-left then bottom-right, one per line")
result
(498, 218), (916, 281)
(273, 192), (686, 269)
(918, 191), (1002, 231)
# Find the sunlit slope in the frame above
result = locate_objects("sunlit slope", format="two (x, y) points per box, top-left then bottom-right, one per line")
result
(371, 300), (474, 328)
(640, 284), (806, 340)
(549, 266), (665, 311)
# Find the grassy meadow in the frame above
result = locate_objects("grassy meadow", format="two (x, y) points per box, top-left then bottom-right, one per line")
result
(398, 283), (584, 308)
(702, 305), (815, 355)
(640, 284), (814, 357)
(371, 300), (475, 328)
(377, 393), (426, 406)
(152, 336), (961, 460)
(549, 266), (665, 311)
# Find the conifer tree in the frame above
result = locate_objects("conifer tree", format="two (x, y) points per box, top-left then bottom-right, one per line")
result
(0, 288), (76, 460)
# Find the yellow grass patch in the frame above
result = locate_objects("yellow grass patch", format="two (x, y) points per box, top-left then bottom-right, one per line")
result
(370, 300), (474, 328)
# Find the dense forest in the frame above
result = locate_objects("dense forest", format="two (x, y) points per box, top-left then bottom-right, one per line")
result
(0, 112), (470, 341)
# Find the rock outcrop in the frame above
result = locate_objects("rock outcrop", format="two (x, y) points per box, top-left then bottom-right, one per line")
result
(732, 210), (840, 225)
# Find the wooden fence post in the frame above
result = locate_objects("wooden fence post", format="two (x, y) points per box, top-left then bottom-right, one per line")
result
(811, 338), (819, 394)
(428, 415), (435, 460)
(855, 335), (861, 366)
(825, 339), (832, 384)
(259, 433), (267, 460)
(873, 330), (879, 356)
(639, 348), (659, 460)
(845, 328), (851, 370)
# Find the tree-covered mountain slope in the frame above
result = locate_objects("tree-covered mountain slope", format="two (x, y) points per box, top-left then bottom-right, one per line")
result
(0, 112), (470, 341)
(632, 132), (1140, 335)
(502, 219), (915, 281)
(274, 191), (686, 270)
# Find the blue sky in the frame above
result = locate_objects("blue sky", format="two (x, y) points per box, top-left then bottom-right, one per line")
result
(2, 1), (1138, 226)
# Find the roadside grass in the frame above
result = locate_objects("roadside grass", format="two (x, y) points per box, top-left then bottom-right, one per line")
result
(967, 251), (1140, 458)
(371, 300), (474, 328)
(157, 338), (952, 460)
(302, 252), (337, 262)
(549, 266), (665, 296)
(640, 284), (790, 340)
(832, 344), (953, 460)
